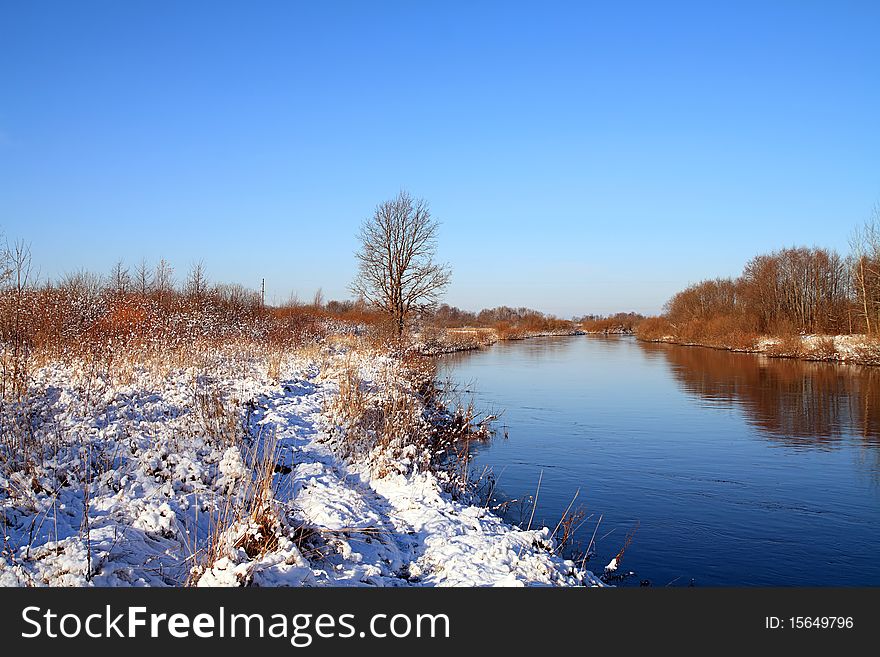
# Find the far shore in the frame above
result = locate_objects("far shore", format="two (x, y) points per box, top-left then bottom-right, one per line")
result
(427, 325), (880, 369)
(633, 333), (880, 367)
(417, 326), (586, 355)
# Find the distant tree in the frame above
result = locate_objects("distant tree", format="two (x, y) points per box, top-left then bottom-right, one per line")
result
(110, 260), (131, 294)
(1, 241), (34, 398)
(154, 258), (174, 305)
(665, 278), (739, 326)
(351, 191), (451, 336)
(431, 303), (477, 327)
(326, 299), (354, 314)
(0, 233), (11, 286)
(184, 261), (208, 300)
(61, 269), (104, 298)
(312, 287), (324, 309)
(7, 240), (34, 294)
(134, 258), (153, 296)
(214, 283), (260, 310)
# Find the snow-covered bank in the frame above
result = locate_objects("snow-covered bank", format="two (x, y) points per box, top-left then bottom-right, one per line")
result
(638, 333), (880, 365)
(0, 343), (601, 587)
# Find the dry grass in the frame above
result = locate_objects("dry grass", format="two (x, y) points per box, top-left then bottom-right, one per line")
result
(322, 346), (493, 490)
(193, 378), (244, 448)
(849, 336), (880, 365)
(417, 326), (494, 354)
(803, 336), (839, 361)
(325, 356), (429, 472)
(765, 334), (805, 358)
(267, 348), (284, 383)
(185, 418), (322, 586)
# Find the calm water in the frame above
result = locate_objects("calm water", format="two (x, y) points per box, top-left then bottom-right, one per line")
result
(441, 336), (880, 586)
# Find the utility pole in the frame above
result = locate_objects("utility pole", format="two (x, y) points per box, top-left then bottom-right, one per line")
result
(261, 278), (265, 308)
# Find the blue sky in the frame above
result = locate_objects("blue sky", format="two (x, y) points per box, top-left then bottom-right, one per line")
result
(1, 1), (878, 316)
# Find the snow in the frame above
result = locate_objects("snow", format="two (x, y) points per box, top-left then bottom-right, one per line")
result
(648, 332), (880, 365)
(0, 345), (602, 587)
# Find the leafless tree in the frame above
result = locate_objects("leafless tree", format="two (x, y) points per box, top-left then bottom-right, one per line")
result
(312, 287), (324, 309)
(110, 260), (131, 294)
(0, 234), (11, 286)
(351, 191), (451, 335)
(7, 240), (33, 294)
(849, 206), (880, 335)
(1, 241), (34, 398)
(214, 283), (261, 310)
(740, 247), (847, 334)
(185, 260), (208, 300)
(61, 269), (104, 298)
(154, 258), (174, 305)
(134, 258), (153, 296)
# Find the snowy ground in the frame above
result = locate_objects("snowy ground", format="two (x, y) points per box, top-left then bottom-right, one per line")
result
(0, 345), (601, 587)
(646, 333), (880, 364)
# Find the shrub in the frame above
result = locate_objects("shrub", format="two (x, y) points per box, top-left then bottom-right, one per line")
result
(764, 334), (805, 358)
(635, 317), (675, 341)
(849, 337), (880, 365)
(803, 336), (838, 361)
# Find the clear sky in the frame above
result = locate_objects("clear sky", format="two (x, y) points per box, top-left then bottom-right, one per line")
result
(1, 1), (878, 317)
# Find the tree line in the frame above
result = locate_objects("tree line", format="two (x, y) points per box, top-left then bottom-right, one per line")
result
(638, 207), (880, 344)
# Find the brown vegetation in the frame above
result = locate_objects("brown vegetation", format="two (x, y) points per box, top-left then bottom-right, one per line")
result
(323, 347), (493, 495)
(636, 211), (880, 359)
(424, 303), (577, 343)
(578, 312), (645, 334)
(0, 248), (396, 401)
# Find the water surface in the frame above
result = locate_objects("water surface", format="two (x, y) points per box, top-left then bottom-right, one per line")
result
(441, 336), (880, 586)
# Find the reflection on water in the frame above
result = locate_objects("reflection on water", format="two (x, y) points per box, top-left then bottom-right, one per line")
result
(442, 335), (880, 586)
(639, 342), (880, 448)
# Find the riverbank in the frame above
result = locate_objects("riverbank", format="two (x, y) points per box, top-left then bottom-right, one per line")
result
(581, 328), (635, 336)
(636, 332), (880, 365)
(417, 326), (586, 355)
(0, 333), (600, 587)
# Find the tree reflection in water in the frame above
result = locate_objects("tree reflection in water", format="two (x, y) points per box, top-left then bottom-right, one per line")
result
(638, 341), (880, 449)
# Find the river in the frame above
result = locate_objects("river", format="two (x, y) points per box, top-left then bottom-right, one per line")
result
(440, 335), (880, 586)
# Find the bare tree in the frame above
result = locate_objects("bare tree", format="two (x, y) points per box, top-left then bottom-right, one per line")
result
(134, 258), (153, 296)
(110, 259), (131, 294)
(351, 191), (451, 335)
(7, 240), (33, 294)
(61, 269), (104, 298)
(740, 247), (848, 334)
(154, 258), (174, 305)
(184, 260), (208, 300)
(1, 241), (34, 398)
(0, 234), (11, 286)
(215, 282), (261, 310)
(311, 287), (324, 309)
(849, 206), (880, 335)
